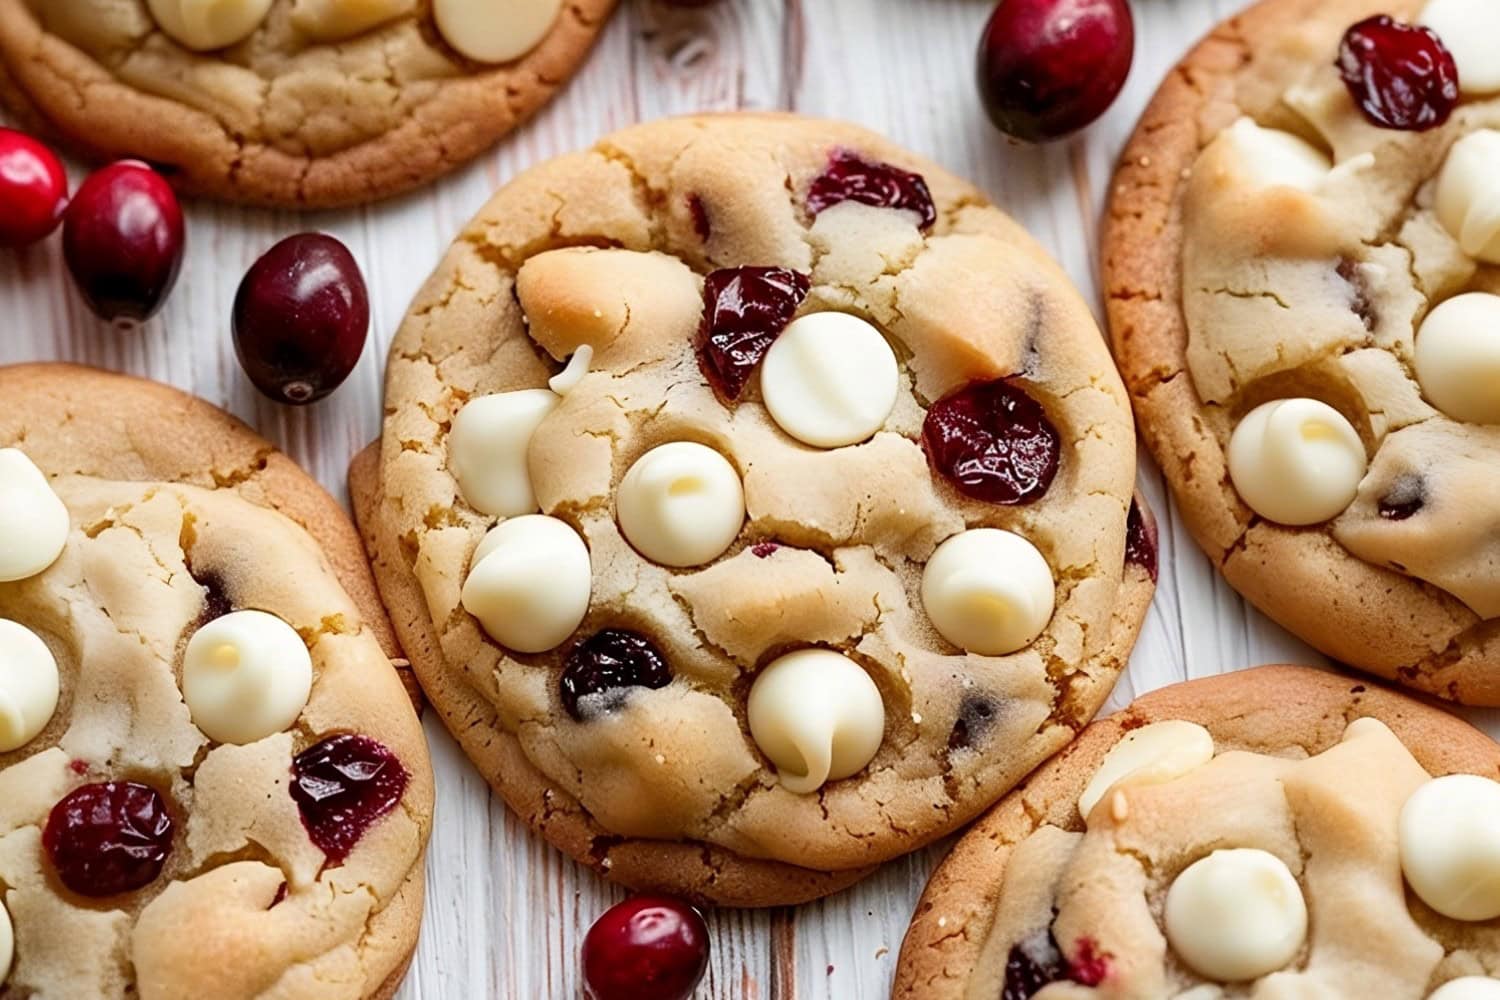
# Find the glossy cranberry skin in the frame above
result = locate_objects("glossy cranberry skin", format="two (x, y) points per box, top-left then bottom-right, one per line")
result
(233, 233), (369, 405)
(0, 128), (68, 248)
(582, 896), (709, 1000)
(290, 734), (408, 864)
(1337, 16), (1458, 132)
(806, 149), (936, 229)
(62, 161), (183, 323)
(1124, 497), (1158, 581)
(922, 379), (1061, 505)
(976, 0), (1135, 143)
(43, 781), (174, 897)
(696, 266), (810, 401)
(561, 630), (673, 722)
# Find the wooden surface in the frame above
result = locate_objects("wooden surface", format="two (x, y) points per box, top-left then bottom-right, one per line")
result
(6, 2), (1495, 997)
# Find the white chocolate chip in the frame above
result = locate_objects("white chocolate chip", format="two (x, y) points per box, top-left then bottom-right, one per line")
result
(1431, 978), (1500, 1000)
(1164, 848), (1308, 981)
(1220, 117), (1332, 192)
(432, 0), (562, 64)
(616, 442), (744, 568)
(461, 515), (591, 653)
(548, 345), (594, 396)
(1415, 293), (1500, 424)
(0, 896), (11, 986)
(1227, 398), (1367, 525)
(1435, 130), (1500, 265)
(146, 0), (274, 51)
(746, 649), (885, 794)
(449, 389), (559, 518)
(0, 619), (60, 754)
(920, 529), (1054, 656)
(1421, 0), (1500, 95)
(1077, 720), (1215, 821)
(182, 610), (312, 745)
(0, 449), (68, 583)
(760, 313), (899, 448)
(1399, 774), (1500, 920)
(290, 0), (415, 42)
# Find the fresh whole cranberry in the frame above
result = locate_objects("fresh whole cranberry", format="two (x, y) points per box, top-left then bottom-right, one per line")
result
(63, 161), (184, 324)
(233, 233), (370, 405)
(0, 128), (68, 249)
(582, 895), (710, 1000)
(976, 0), (1136, 143)
(561, 630), (673, 721)
(805, 149), (936, 229)
(696, 266), (810, 401)
(922, 379), (1061, 505)
(43, 781), (174, 897)
(290, 734), (408, 864)
(1337, 16), (1459, 132)
(1124, 497), (1158, 581)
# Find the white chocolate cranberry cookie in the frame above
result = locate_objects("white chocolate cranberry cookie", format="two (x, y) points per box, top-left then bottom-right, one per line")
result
(0, 0), (615, 207)
(0, 363), (432, 999)
(895, 665), (1500, 1000)
(355, 113), (1154, 906)
(1105, 0), (1500, 704)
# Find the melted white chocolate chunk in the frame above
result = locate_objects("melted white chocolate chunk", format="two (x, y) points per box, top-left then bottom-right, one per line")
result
(1078, 720), (1215, 821)
(1420, 0), (1500, 95)
(0, 619), (60, 753)
(0, 449), (69, 583)
(449, 389), (559, 518)
(1435, 130), (1500, 265)
(1164, 848), (1308, 981)
(0, 896), (11, 987)
(432, 0), (562, 64)
(760, 312), (899, 448)
(920, 529), (1054, 656)
(1400, 773), (1500, 920)
(182, 610), (313, 745)
(1220, 117), (1333, 192)
(616, 442), (745, 568)
(146, 0), (274, 50)
(1431, 978), (1500, 1000)
(461, 515), (591, 653)
(290, 0), (414, 41)
(746, 649), (884, 794)
(1227, 398), (1367, 525)
(1415, 293), (1500, 424)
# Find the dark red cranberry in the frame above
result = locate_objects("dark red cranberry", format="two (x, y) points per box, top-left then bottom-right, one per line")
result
(750, 541), (780, 558)
(696, 266), (810, 401)
(1003, 929), (1067, 999)
(1125, 497), (1158, 581)
(687, 194), (711, 241)
(1378, 474), (1424, 521)
(976, 0), (1135, 143)
(63, 161), (184, 324)
(233, 233), (369, 405)
(68, 758), (90, 776)
(290, 734), (408, 865)
(922, 379), (1060, 505)
(1068, 938), (1110, 986)
(43, 781), (174, 897)
(0, 128), (68, 248)
(1336, 16), (1459, 132)
(561, 630), (673, 721)
(805, 149), (936, 229)
(582, 895), (709, 1000)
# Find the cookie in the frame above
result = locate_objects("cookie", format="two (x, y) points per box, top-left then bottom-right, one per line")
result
(894, 665), (1500, 999)
(357, 113), (1155, 906)
(0, 363), (432, 999)
(0, 0), (615, 207)
(1104, 0), (1500, 704)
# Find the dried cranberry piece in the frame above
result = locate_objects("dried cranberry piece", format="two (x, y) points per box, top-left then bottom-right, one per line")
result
(1378, 473), (1424, 520)
(1068, 938), (1111, 986)
(1125, 498), (1158, 581)
(750, 542), (780, 558)
(290, 734), (408, 865)
(1003, 929), (1068, 999)
(806, 149), (936, 230)
(922, 379), (1060, 505)
(1336, 16), (1459, 132)
(44, 781), (174, 897)
(696, 266), (810, 401)
(561, 630), (673, 722)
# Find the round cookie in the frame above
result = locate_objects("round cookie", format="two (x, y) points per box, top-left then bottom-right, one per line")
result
(1104, 0), (1500, 704)
(894, 665), (1500, 999)
(0, 0), (616, 207)
(359, 113), (1154, 905)
(0, 363), (432, 998)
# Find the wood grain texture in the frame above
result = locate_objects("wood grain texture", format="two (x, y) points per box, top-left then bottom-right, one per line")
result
(6, 1), (1497, 996)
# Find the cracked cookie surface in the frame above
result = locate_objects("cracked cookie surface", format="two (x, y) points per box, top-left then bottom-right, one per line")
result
(0, 363), (433, 999)
(893, 665), (1500, 1000)
(0, 0), (615, 207)
(361, 113), (1153, 905)
(1104, 0), (1500, 704)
